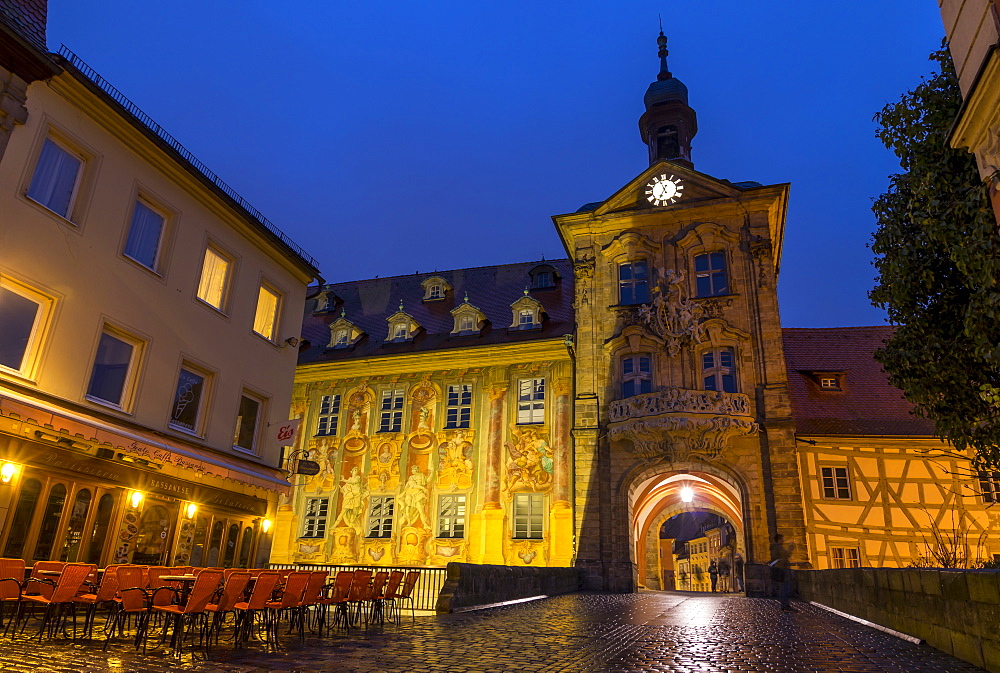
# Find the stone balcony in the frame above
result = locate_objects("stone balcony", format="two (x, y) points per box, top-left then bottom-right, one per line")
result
(607, 387), (758, 461)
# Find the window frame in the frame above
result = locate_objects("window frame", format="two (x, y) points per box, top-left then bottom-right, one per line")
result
(378, 389), (405, 433)
(820, 465), (853, 500)
(84, 325), (144, 411)
(445, 384), (472, 429)
(830, 546), (861, 569)
(437, 494), (467, 539)
(316, 394), (341, 437)
(366, 496), (395, 538)
(701, 347), (737, 393)
(516, 378), (545, 425)
(195, 242), (236, 315)
(252, 281), (282, 343)
(0, 275), (55, 380)
(25, 135), (86, 222)
(121, 196), (169, 274)
(693, 251), (730, 298)
(512, 492), (544, 540)
(232, 389), (266, 455)
(168, 362), (213, 437)
(301, 497), (330, 538)
(979, 471), (1000, 504)
(621, 354), (652, 398)
(618, 259), (650, 306)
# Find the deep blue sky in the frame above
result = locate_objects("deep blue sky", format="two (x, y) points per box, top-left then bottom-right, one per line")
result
(47, 1), (944, 327)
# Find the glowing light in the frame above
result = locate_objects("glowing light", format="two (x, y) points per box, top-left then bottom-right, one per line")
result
(186, 503), (198, 518)
(129, 491), (144, 508)
(261, 519), (273, 533)
(0, 463), (16, 484)
(680, 486), (694, 503)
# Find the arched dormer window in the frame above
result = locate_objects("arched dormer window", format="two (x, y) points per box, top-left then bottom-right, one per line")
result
(421, 276), (452, 302)
(326, 311), (363, 349)
(450, 294), (487, 336)
(510, 292), (544, 330)
(312, 288), (338, 314)
(528, 264), (559, 290)
(385, 302), (420, 343)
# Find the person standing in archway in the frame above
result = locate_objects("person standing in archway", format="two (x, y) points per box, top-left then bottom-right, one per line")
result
(733, 554), (745, 592)
(718, 556), (730, 592)
(708, 560), (719, 592)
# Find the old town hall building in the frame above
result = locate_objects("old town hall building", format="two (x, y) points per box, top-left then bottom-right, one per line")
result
(273, 34), (1000, 591)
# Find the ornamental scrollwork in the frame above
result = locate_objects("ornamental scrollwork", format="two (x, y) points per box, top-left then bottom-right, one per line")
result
(638, 268), (705, 356)
(608, 388), (752, 423)
(608, 415), (758, 462)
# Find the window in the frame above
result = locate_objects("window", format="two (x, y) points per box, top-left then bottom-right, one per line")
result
(438, 494), (466, 538)
(233, 392), (263, 453)
(252, 284), (280, 341)
(819, 377), (840, 390)
(196, 246), (232, 312)
(367, 496), (394, 538)
(332, 328), (349, 348)
(534, 272), (551, 288)
(655, 125), (680, 159)
(517, 378), (545, 424)
(316, 394), (341, 436)
(518, 309), (536, 329)
(27, 138), (82, 218)
(459, 315), (475, 333)
(694, 252), (729, 297)
(821, 466), (852, 500)
(0, 277), (52, 377)
(86, 328), (141, 408)
(391, 322), (408, 342)
(830, 547), (861, 569)
(123, 200), (166, 271)
(379, 389), (404, 433)
(170, 366), (208, 434)
(446, 384), (472, 429)
(428, 284), (443, 300)
(513, 493), (544, 539)
(301, 498), (329, 538)
(618, 260), (649, 305)
(702, 348), (737, 393)
(622, 355), (652, 397)
(979, 471), (1000, 504)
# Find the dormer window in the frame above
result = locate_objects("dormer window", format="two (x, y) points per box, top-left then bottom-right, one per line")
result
(313, 288), (338, 314)
(421, 276), (453, 302)
(510, 293), (544, 331)
(820, 377), (838, 389)
(392, 322), (408, 341)
(385, 302), (420, 343)
(333, 328), (349, 347)
(450, 294), (487, 336)
(326, 311), (363, 349)
(460, 315), (475, 332)
(518, 309), (535, 328)
(528, 264), (559, 290)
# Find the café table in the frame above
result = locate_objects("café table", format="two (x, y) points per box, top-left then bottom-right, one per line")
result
(158, 574), (197, 605)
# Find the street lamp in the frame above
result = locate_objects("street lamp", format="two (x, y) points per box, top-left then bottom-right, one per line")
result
(680, 486), (694, 503)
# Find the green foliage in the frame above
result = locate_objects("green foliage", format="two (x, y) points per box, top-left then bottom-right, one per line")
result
(870, 44), (1000, 469)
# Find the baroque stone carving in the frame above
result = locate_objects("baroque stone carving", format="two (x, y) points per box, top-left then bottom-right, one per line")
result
(749, 237), (773, 286)
(573, 254), (595, 279)
(638, 268), (705, 356)
(608, 388), (751, 423)
(697, 297), (733, 320)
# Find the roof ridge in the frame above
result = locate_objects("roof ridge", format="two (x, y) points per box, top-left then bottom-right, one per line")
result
(318, 258), (571, 288)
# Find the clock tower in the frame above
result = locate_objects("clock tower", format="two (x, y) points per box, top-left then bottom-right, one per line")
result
(639, 32), (698, 168)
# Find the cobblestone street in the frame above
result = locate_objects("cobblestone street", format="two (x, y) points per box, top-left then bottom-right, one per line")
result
(0, 592), (985, 673)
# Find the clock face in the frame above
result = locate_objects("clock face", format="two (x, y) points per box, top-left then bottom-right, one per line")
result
(645, 174), (684, 206)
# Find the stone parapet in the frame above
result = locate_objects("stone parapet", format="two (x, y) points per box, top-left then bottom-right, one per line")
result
(434, 562), (580, 613)
(796, 568), (1000, 672)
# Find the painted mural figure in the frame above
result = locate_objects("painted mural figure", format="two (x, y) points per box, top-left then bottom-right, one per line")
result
(338, 467), (366, 529)
(504, 427), (553, 491)
(398, 465), (430, 528)
(438, 432), (474, 489)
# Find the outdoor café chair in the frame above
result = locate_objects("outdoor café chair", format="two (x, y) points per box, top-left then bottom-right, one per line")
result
(381, 570), (405, 625)
(296, 571), (329, 634)
(395, 570), (421, 623)
(318, 569), (354, 634)
(151, 569), (223, 653)
(0, 557), (25, 633)
(23, 561), (65, 599)
(232, 570), (281, 649)
(263, 570), (310, 644)
(72, 563), (121, 639)
(104, 565), (152, 652)
(344, 569), (372, 627)
(17, 562), (94, 639)
(365, 571), (390, 626)
(205, 571), (251, 649)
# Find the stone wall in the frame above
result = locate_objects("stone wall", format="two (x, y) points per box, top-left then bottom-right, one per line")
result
(434, 562), (580, 613)
(796, 568), (1000, 672)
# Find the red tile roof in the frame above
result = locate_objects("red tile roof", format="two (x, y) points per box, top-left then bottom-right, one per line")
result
(782, 326), (936, 436)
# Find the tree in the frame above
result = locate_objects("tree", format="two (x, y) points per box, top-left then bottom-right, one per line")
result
(870, 45), (1000, 469)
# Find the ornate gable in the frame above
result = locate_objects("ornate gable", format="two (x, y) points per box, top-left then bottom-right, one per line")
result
(385, 302), (421, 342)
(450, 294), (487, 335)
(327, 310), (363, 348)
(510, 291), (545, 330)
(421, 276), (452, 301)
(592, 161), (745, 217)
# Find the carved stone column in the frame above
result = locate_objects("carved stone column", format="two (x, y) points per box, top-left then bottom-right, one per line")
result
(474, 381), (508, 565)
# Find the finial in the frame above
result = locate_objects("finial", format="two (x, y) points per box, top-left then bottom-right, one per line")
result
(340, 309), (346, 318)
(398, 300), (404, 311)
(524, 286), (530, 296)
(463, 292), (469, 303)
(656, 27), (671, 81)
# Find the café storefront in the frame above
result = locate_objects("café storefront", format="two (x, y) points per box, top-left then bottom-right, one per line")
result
(0, 393), (287, 568)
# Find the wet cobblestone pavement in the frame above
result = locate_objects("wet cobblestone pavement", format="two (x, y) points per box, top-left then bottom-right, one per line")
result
(0, 592), (985, 673)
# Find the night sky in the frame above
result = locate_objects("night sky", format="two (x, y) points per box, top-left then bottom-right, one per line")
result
(46, 1), (944, 327)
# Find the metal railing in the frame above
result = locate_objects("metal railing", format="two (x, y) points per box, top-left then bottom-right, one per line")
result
(268, 563), (448, 612)
(56, 45), (318, 271)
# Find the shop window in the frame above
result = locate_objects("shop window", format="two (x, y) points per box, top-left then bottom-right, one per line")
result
(32, 483), (67, 561)
(694, 252), (729, 297)
(438, 494), (466, 539)
(123, 200), (166, 271)
(196, 245), (233, 313)
(223, 523), (239, 567)
(85, 493), (114, 566)
(132, 504), (175, 565)
(316, 394), (341, 436)
(302, 498), (330, 538)
(0, 276), (53, 378)
(233, 392), (265, 454)
(252, 283), (281, 342)
(513, 493), (544, 540)
(379, 389), (404, 433)
(702, 348), (737, 393)
(207, 521), (224, 567)
(618, 260), (649, 305)
(59, 488), (92, 562)
(821, 466), (852, 500)
(517, 378), (545, 424)
(190, 516), (209, 567)
(86, 327), (142, 409)
(2, 478), (41, 558)
(238, 526), (254, 568)
(830, 547), (861, 569)
(367, 496), (394, 538)
(27, 137), (83, 219)
(621, 354), (652, 397)
(170, 365), (210, 435)
(446, 384), (472, 429)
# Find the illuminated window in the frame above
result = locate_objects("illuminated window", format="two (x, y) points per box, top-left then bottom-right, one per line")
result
(513, 493), (544, 539)
(821, 466), (852, 500)
(694, 252), (729, 297)
(302, 498), (329, 538)
(233, 392), (264, 453)
(367, 496), (394, 538)
(517, 378), (545, 424)
(830, 547), (861, 569)
(459, 315), (475, 333)
(819, 377), (840, 390)
(622, 355), (652, 397)
(519, 309), (536, 328)
(446, 384), (472, 429)
(333, 328), (349, 347)
(86, 328), (142, 409)
(438, 494), (466, 538)
(196, 246), (232, 312)
(391, 322), (408, 342)
(378, 389), (404, 433)
(252, 284), (280, 341)
(316, 394), (341, 436)
(0, 277), (53, 378)
(123, 200), (166, 271)
(428, 284), (443, 299)
(618, 260), (649, 305)
(702, 348), (737, 393)
(170, 365), (209, 435)
(27, 138), (83, 218)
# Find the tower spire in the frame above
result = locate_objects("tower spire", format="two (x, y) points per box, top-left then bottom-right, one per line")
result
(657, 29), (671, 81)
(638, 28), (697, 168)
